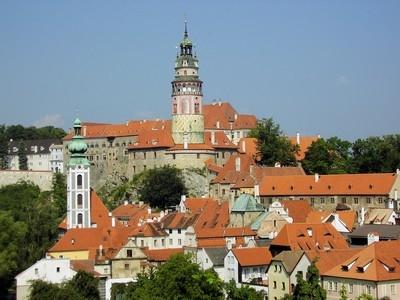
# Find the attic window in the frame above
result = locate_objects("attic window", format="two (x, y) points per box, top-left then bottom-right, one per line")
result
(348, 185), (352, 190)
(272, 186), (275, 191)
(341, 265), (349, 271)
(328, 185), (331, 190)
(290, 186), (294, 190)
(309, 185), (313, 190)
(369, 184), (373, 189)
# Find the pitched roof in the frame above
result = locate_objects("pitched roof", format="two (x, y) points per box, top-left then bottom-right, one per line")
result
(348, 224), (400, 240)
(160, 212), (199, 229)
(306, 248), (361, 274)
(211, 153), (255, 184)
(260, 173), (398, 196)
(364, 208), (396, 225)
(231, 194), (264, 212)
(196, 227), (256, 239)
(127, 122), (174, 149)
(288, 135), (319, 160)
(321, 241), (400, 281)
(90, 190), (113, 228)
(232, 247), (272, 267)
(271, 250), (306, 274)
(203, 102), (257, 130)
(306, 210), (356, 232)
(143, 248), (183, 262)
(204, 247), (229, 266)
(112, 202), (149, 219)
(281, 200), (313, 223)
(130, 222), (168, 238)
(8, 139), (61, 155)
(271, 223), (349, 251)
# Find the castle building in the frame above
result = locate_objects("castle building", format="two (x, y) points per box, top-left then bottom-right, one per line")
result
(66, 118), (91, 228)
(62, 24), (257, 189)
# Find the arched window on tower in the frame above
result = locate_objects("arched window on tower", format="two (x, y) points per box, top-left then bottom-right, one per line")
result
(77, 174), (82, 188)
(77, 194), (83, 209)
(77, 213), (83, 225)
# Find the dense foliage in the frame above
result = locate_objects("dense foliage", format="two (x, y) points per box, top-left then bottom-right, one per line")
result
(112, 254), (263, 300)
(29, 270), (99, 300)
(288, 260), (326, 300)
(302, 135), (400, 174)
(137, 165), (187, 209)
(249, 118), (299, 166)
(0, 179), (65, 298)
(0, 124), (66, 141)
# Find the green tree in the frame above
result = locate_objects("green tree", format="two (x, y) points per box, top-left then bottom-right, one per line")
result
(0, 211), (28, 296)
(302, 137), (352, 174)
(120, 253), (224, 300)
(29, 279), (85, 300)
(249, 118), (299, 166)
(67, 270), (100, 300)
(137, 166), (187, 209)
(339, 284), (348, 300)
(52, 172), (67, 218)
(356, 293), (374, 300)
(18, 141), (28, 170)
(225, 279), (264, 300)
(292, 260), (326, 300)
(0, 129), (9, 169)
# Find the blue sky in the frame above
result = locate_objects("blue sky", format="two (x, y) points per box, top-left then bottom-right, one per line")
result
(0, 1), (399, 140)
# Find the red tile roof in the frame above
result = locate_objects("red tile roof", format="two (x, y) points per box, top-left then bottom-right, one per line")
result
(321, 241), (400, 281)
(90, 190), (113, 228)
(306, 248), (362, 274)
(260, 173), (398, 197)
(160, 212), (199, 229)
(306, 210), (356, 232)
(288, 135), (319, 160)
(130, 222), (168, 238)
(143, 248), (184, 262)
(281, 200), (313, 223)
(232, 247), (272, 266)
(271, 223), (349, 251)
(203, 102), (257, 130)
(196, 227), (256, 239)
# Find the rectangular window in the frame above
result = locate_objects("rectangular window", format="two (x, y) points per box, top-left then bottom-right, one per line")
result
(354, 197), (359, 204)
(124, 263), (129, 270)
(178, 239), (182, 246)
(311, 197), (315, 204)
(391, 284), (395, 295)
(197, 154), (200, 159)
(342, 197), (346, 204)
(334, 282), (338, 292)
(127, 249), (132, 258)
(273, 281), (277, 289)
(378, 197), (383, 204)
(366, 197), (371, 204)
(330, 197), (335, 203)
(169, 229), (172, 234)
(162, 239), (165, 246)
(320, 197), (325, 203)
(178, 229), (181, 234)
(143, 152), (146, 159)
(349, 284), (353, 294)
(154, 152), (157, 158)
(169, 238), (173, 245)
(34, 268), (38, 275)
(56, 267), (60, 273)
(282, 282), (285, 290)
(329, 282), (333, 291)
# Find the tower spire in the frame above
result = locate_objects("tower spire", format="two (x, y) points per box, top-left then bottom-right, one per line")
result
(184, 19), (188, 38)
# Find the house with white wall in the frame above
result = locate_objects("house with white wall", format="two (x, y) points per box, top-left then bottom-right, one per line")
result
(197, 247), (228, 280)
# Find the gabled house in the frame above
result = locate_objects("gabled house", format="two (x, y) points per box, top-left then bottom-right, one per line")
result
(160, 212), (198, 248)
(130, 222), (168, 249)
(224, 247), (272, 286)
(110, 239), (147, 279)
(305, 210), (356, 233)
(348, 224), (400, 246)
(251, 210), (291, 239)
(267, 251), (311, 300)
(360, 207), (398, 225)
(269, 223), (349, 257)
(197, 247), (228, 280)
(230, 193), (264, 227)
(15, 258), (77, 300)
(321, 240), (400, 300)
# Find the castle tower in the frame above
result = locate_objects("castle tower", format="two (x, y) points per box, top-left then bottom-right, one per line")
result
(171, 21), (205, 144)
(66, 118), (91, 228)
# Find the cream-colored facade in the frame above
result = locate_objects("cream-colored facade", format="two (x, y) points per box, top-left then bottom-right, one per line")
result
(322, 277), (400, 300)
(111, 240), (147, 279)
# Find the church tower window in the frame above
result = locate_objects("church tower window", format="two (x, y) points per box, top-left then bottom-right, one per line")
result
(77, 213), (83, 225)
(77, 194), (83, 208)
(77, 174), (82, 188)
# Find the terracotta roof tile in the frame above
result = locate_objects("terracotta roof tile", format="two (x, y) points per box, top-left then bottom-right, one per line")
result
(260, 173), (398, 196)
(321, 241), (400, 281)
(281, 200), (313, 223)
(306, 248), (361, 274)
(288, 135), (319, 160)
(143, 248), (184, 262)
(196, 227), (256, 239)
(232, 247), (272, 266)
(271, 223), (349, 251)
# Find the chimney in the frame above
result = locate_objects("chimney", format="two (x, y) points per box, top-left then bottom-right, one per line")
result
(254, 184), (260, 198)
(234, 113), (238, 120)
(124, 200), (128, 206)
(218, 101), (222, 106)
(395, 189), (398, 201)
(99, 244), (103, 257)
(83, 126), (87, 136)
(307, 228), (313, 237)
(216, 121), (220, 129)
(359, 207), (366, 225)
(180, 195), (186, 213)
(111, 217), (116, 227)
(296, 132), (300, 145)
(397, 169), (400, 175)
(211, 131), (216, 145)
(314, 173), (320, 183)
(367, 232), (379, 245)
(235, 157), (241, 172)
(147, 208), (152, 215)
